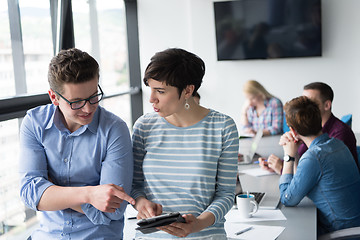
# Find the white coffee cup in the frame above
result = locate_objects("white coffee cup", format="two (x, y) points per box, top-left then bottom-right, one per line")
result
(236, 194), (259, 219)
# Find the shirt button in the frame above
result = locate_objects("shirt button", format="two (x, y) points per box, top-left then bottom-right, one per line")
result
(64, 158), (68, 163)
(66, 220), (70, 225)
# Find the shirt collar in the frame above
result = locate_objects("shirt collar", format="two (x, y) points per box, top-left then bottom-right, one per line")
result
(263, 98), (270, 107)
(322, 113), (335, 133)
(309, 133), (330, 148)
(44, 105), (100, 135)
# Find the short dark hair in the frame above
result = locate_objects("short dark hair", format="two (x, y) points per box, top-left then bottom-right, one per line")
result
(284, 96), (322, 136)
(303, 82), (334, 103)
(48, 48), (99, 93)
(143, 48), (205, 98)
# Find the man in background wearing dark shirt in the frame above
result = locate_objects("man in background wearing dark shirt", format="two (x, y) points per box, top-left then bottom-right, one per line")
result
(259, 82), (358, 174)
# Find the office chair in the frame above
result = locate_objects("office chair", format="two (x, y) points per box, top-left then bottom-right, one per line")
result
(318, 226), (360, 240)
(283, 111), (290, 133)
(340, 114), (352, 128)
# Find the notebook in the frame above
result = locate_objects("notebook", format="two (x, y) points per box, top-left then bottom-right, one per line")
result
(240, 128), (263, 164)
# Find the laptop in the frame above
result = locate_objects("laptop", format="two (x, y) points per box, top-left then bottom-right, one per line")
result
(234, 177), (280, 210)
(239, 128), (263, 164)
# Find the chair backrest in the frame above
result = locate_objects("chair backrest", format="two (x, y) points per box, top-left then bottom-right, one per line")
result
(340, 114), (352, 128)
(283, 111), (290, 133)
(318, 226), (360, 240)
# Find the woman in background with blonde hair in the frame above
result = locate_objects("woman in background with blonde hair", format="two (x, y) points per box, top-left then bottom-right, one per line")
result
(240, 80), (283, 136)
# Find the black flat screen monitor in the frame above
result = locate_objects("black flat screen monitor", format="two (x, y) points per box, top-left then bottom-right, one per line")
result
(214, 0), (322, 60)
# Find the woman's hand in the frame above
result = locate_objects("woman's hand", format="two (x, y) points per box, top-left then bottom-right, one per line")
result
(267, 154), (283, 175)
(158, 212), (215, 237)
(134, 196), (163, 219)
(258, 157), (273, 172)
(157, 214), (200, 238)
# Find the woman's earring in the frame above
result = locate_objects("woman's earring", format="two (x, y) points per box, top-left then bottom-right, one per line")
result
(184, 99), (190, 110)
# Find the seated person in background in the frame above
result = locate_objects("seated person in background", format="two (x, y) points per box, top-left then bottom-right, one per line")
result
(279, 96), (360, 236)
(259, 82), (358, 174)
(240, 79), (283, 136)
(131, 48), (239, 239)
(19, 48), (135, 239)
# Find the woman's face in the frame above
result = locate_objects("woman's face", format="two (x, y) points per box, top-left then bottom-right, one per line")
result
(245, 92), (263, 107)
(148, 79), (185, 117)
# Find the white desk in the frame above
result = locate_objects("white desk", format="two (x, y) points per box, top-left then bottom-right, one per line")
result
(237, 164), (317, 240)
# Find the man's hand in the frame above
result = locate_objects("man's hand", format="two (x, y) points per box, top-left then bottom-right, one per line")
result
(280, 131), (301, 158)
(279, 131), (299, 146)
(88, 184), (135, 213)
(134, 197), (163, 219)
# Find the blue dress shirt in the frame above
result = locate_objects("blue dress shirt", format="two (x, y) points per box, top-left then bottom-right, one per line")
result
(19, 104), (133, 240)
(279, 133), (360, 234)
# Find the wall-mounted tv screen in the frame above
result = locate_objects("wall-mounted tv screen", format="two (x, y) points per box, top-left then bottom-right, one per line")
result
(214, 0), (322, 60)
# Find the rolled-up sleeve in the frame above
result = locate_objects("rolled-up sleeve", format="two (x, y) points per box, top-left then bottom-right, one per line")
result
(19, 113), (54, 210)
(279, 155), (321, 206)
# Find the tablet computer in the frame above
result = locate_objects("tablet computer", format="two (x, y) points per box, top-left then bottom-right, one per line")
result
(136, 212), (186, 234)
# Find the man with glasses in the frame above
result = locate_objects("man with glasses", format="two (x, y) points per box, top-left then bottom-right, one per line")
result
(19, 48), (135, 239)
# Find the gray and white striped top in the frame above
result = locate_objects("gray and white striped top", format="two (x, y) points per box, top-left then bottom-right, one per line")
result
(131, 109), (239, 239)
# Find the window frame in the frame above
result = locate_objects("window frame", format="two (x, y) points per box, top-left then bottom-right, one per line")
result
(0, 0), (143, 125)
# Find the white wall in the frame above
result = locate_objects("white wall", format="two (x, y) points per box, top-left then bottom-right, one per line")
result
(137, 0), (360, 133)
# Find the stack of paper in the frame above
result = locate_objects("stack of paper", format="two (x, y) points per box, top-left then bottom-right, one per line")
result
(225, 223), (285, 240)
(225, 209), (286, 239)
(240, 167), (276, 177)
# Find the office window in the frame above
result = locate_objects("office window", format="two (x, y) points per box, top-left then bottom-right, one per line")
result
(0, 2), (15, 98)
(73, 0), (131, 126)
(19, 0), (53, 95)
(0, 119), (35, 239)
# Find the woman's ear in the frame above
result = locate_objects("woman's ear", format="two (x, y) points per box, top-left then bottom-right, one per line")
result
(184, 85), (195, 99)
(48, 89), (59, 106)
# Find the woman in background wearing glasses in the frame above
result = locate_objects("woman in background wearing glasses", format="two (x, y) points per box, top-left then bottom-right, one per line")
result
(19, 48), (135, 240)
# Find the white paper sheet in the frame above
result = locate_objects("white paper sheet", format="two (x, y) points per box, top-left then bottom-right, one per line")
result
(225, 222), (285, 240)
(240, 167), (276, 177)
(225, 209), (287, 222)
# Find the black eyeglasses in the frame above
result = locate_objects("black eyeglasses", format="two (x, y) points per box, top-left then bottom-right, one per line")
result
(54, 85), (104, 110)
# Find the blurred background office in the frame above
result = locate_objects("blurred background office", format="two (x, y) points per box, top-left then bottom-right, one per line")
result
(1, 0), (360, 239)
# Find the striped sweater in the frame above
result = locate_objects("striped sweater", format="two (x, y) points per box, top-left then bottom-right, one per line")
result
(131, 109), (239, 239)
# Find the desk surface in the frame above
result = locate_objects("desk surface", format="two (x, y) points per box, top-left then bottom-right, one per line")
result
(238, 164), (317, 240)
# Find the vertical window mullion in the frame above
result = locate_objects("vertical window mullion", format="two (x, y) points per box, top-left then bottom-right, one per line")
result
(7, 0), (27, 95)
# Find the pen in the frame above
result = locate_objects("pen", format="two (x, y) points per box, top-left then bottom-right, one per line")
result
(235, 226), (253, 235)
(253, 160), (267, 164)
(127, 217), (137, 220)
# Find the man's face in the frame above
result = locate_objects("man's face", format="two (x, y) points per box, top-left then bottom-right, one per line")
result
(302, 89), (326, 118)
(50, 78), (100, 132)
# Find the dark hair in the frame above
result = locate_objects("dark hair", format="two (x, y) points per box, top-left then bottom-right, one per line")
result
(48, 48), (99, 93)
(303, 82), (334, 103)
(284, 96), (322, 136)
(194, 92), (201, 99)
(143, 48), (205, 98)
